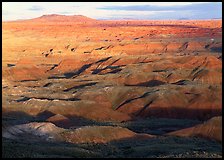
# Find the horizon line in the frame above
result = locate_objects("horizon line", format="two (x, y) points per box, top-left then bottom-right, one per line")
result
(2, 14), (222, 22)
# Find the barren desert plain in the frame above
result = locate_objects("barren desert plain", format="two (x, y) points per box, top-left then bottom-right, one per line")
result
(2, 14), (222, 158)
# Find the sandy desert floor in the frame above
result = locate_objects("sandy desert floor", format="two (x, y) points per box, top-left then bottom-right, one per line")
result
(2, 15), (222, 158)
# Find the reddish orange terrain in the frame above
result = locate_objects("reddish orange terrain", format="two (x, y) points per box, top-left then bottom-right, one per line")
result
(2, 15), (222, 158)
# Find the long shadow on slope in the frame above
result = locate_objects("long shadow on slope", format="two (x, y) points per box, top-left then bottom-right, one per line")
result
(2, 110), (63, 126)
(7, 64), (16, 67)
(2, 111), (36, 126)
(122, 117), (201, 135)
(35, 110), (56, 120)
(138, 107), (222, 121)
(95, 56), (112, 64)
(113, 90), (159, 110)
(171, 80), (193, 85)
(36, 110), (102, 129)
(48, 56), (113, 79)
(92, 66), (123, 75)
(48, 63), (93, 79)
(2, 110), (112, 129)
(64, 64), (92, 79)
(2, 110), (94, 129)
(125, 80), (166, 87)
(63, 82), (98, 92)
(105, 68), (122, 74)
(64, 56), (114, 78)
(135, 100), (156, 117)
(43, 82), (53, 87)
(92, 58), (122, 75)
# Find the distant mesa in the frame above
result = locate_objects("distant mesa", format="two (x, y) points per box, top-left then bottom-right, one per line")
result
(32, 14), (96, 22)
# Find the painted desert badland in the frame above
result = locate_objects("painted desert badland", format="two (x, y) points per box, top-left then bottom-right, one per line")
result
(2, 14), (222, 158)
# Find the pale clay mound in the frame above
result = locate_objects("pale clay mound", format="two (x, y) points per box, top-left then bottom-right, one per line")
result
(2, 122), (65, 141)
(2, 122), (155, 144)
